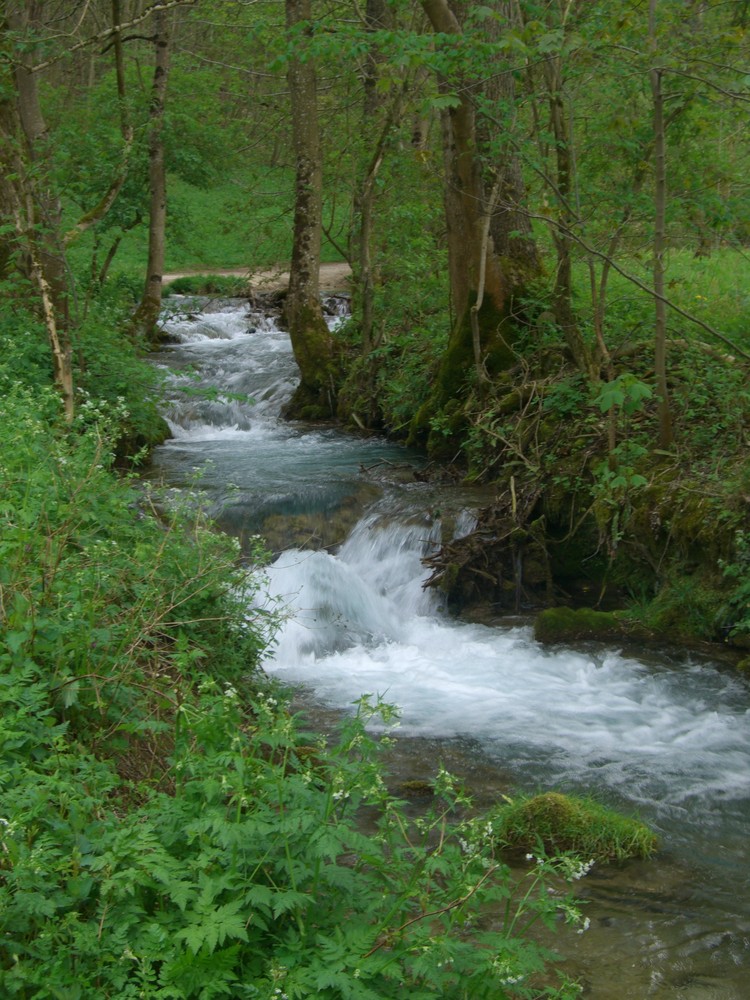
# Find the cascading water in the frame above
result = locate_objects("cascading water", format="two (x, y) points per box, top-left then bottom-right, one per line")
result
(151, 297), (750, 998)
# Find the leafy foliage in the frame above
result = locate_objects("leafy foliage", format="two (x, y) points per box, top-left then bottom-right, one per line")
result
(0, 331), (591, 998)
(1, 681), (588, 998)
(0, 377), (272, 744)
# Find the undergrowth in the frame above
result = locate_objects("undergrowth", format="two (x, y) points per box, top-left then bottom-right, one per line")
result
(0, 340), (598, 998)
(417, 291), (750, 638)
(164, 274), (253, 297)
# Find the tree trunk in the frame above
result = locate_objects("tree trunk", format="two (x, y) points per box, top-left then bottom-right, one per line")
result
(650, 0), (673, 449)
(412, 0), (539, 448)
(422, 0), (508, 377)
(363, 0), (388, 118)
(350, 0), (396, 357)
(2, 5), (75, 421)
(130, 8), (170, 345)
(481, 2), (539, 280)
(283, 0), (334, 419)
(353, 85), (407, 356)
(542, 52), (594, 376)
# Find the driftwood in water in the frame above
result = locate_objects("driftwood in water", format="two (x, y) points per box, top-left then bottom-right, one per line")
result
(423, 482), (555, 613)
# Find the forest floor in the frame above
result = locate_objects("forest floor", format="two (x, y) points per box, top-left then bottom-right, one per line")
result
(162, 261), (352, 293)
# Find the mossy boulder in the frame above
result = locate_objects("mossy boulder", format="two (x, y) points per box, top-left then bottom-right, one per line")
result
(495, 792), (658, 862)
(534, 606), (651, 645)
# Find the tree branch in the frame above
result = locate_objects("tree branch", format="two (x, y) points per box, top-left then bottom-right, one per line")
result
(26, 1), (196, 74)
(524, 210), (750, 362)
(363, 864), (500, 958)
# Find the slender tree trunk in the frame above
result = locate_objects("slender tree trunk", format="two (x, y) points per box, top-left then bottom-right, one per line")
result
(542, 53), (593, 376)
(2, 5), (75, 421)
(363, 0), (387, 117)
(357, 165), (377, 357)
(350, 0), (396, 357)
(130, 8), (170, 345)
(283, 0), (334, 418)
(650, 0), (673, 448)
(353, 85), (406, 356)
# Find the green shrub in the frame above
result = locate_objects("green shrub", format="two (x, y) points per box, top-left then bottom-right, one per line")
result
(0, 381), (273, 745)
(1, 692), (587, 999)
(719, 529), (750, 638)
(75, 300), (170, 452)
(0, 289), (169, 456)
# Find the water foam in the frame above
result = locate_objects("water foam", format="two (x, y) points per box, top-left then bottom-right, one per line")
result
(261, 517), (750, 831)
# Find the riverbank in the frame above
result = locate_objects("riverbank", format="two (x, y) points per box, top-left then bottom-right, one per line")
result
(156, 281), (750, 664)
(163, 261), (352, 294)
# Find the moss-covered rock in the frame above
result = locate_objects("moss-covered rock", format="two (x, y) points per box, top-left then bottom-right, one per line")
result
(495, 792), (658, 862)
(534, 606), (651, 645)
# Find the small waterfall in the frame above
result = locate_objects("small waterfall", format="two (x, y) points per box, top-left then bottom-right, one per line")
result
(262, 512), (750, 844)
(265, 516), (442, 659)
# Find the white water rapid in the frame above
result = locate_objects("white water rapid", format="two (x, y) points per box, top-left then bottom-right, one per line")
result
(153, 298), (750, 998)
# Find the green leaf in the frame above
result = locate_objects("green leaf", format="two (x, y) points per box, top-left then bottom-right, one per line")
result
(430, 94), (461, 110)
(245, 883), (273, 908)
(271, 888), (311, 918)
(5, 631), (28, 654)
(595, 386), (625, 412)
(175, 900), (249, 955)
(58, 679), (79, 709)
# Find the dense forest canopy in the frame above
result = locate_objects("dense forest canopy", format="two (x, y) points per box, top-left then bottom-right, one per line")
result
(3, 0), (750, 428)
(2, 1), (750, 995)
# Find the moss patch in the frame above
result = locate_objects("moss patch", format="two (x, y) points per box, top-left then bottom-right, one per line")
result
(534, 606), (652, 645)
(496, 792), (658, 862)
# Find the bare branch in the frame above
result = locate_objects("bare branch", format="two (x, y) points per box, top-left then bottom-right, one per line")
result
(524, 210), (750, 362)
(27, 0), (196, 74)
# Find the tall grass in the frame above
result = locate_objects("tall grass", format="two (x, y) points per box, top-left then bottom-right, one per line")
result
(570, 247), (750, 349)
(65, 166), (346, 284)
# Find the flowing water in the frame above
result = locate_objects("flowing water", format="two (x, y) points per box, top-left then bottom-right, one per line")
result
(151, 298), (750, 998)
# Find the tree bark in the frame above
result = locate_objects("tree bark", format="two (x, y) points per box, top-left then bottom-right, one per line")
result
(2, 4), (75, 421)
(412, 0), (539, 448)
(542, 51), (594, 376)
(283, 0), (334, 418)
(130, 7), (170, 345)
(650, 0), (673, 449)
(350, 0), (397, 357)
(352, 84), (408, 356)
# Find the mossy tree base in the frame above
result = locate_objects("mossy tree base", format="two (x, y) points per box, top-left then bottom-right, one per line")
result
(282, 301), (337, 421)
(409, 295), (523, 455)
(282, 378), (336, 421)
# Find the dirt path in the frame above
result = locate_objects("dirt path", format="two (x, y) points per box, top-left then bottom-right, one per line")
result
(163, 261), (352, 294)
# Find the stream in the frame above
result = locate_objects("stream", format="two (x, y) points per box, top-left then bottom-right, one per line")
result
(151, 297), (750, 998)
